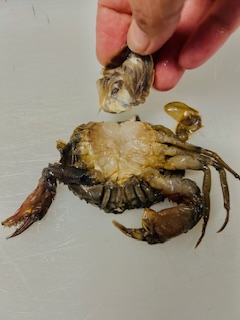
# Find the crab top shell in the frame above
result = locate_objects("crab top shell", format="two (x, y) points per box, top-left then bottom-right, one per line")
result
(97, 48), (154, 113)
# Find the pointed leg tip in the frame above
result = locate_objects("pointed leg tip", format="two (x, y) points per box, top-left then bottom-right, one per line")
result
(217, 223), (228, 233)
(217, 212), (229, 233)
(194, 239), (201, 249)
(195, 233), (205, 248)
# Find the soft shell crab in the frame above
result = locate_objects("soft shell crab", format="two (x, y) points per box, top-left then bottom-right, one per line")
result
(2, 102), (240, 247)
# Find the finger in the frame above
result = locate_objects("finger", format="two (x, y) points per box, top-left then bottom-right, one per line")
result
(179, 0), (240, 69)
(127, 0), (186, 55)
(96, 0), (132, 65)
(153, 33), (185, 91)
(153, 0), (215, 90)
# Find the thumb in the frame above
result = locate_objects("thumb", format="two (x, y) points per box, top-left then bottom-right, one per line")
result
(127, 0), (186, 55)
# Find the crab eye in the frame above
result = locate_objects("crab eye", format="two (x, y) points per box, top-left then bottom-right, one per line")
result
(111, 87), (119, 96)
(111, 81), (121, 97)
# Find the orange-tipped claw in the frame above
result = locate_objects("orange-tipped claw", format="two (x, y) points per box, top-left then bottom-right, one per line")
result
(2, 177), (56, 238)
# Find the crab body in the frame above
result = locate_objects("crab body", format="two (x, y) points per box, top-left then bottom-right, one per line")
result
(2, 103), (240, 246)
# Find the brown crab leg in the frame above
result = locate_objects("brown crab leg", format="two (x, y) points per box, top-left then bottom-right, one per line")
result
(216, 167), (230, 233)
(194, 166), (211, 248)
(202, 149), (240, 180)
(161, 133), (240, 180)
(164, 150), (233, 240)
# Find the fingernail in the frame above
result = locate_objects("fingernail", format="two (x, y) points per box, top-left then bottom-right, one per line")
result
(127, 19), (150, 54)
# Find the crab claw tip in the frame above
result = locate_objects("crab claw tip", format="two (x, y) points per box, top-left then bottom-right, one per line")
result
(3, 215), (37, 239)
(112, 220), (145, 241)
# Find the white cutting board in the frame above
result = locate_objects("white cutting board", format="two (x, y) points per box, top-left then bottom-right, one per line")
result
(0, 1), (240, 319)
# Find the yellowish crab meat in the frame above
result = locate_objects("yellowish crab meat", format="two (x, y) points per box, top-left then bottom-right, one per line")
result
(76, 120), (167, 186)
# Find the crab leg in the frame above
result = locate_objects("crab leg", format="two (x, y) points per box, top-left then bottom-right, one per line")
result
(165, 149), (233, 235)
(164, 143), (237, 240)
(216, 167), (230, 232)
(161, 132), (240, 180)
(194, 166), (211, 247)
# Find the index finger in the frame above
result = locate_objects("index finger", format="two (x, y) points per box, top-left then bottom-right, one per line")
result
(127, 0), (186, 55)
(96, 0), (132, 65)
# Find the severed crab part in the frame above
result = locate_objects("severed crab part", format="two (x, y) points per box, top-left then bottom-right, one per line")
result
(96, 47), (154, 113)
(2, 102), (240, 247)
(164, 101), (202, 142)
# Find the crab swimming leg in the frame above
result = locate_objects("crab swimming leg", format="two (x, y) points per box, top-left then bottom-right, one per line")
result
(1, 164), (92, 238)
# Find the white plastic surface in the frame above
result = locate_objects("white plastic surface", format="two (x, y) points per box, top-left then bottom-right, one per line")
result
(0, 1), (240, 319)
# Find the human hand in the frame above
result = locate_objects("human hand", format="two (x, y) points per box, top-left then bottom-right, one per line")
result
(96, 0), (240, 91)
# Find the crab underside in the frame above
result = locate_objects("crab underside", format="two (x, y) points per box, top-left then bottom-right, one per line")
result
(2, 102), (240, 247)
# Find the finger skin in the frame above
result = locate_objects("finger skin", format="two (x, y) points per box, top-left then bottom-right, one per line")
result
(153, 35), (185, 91)
(96, 0), (186, 63)
(96, 1), (132, 65)
(153, 0), (213, 90)
(127, 0), (186, 55)
(96, 0), (240, 91)
(179, 0), (240, 69)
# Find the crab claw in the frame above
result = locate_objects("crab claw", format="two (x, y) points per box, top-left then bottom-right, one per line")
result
(112, 208), (166, 244)
(112, 220), (146, 241)
(113, 206), (202, 245)
(112, 216), (165, 244)
(2, 177), (56, 238)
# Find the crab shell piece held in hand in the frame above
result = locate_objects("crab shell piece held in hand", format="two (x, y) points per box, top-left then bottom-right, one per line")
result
(97, 47), (154, 113)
